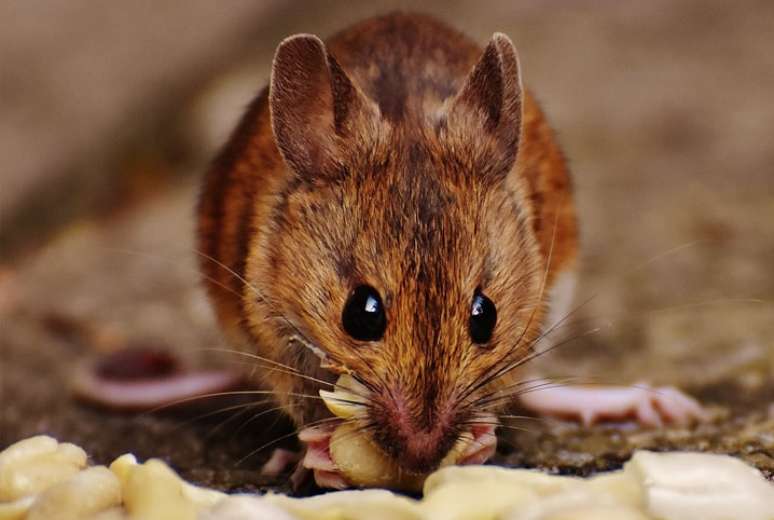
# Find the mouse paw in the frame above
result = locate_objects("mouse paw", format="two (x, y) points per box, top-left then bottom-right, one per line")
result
(457, 420), (498, 465)
(518, 379), (708, 428)
(297, 423), (350, 489)
(260, 448), (300, 478)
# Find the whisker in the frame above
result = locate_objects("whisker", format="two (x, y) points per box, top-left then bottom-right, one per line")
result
(474, 377), (584, 409)
(325, 419), (377, 453)
(459, 320), (601, 409)
(230, 405), (290, 438)
(459, 421), (536, 435)
(192, 250), (330, 361)
(139, 389), (326, 419)
(200, 347), (340, 390)
(204, 401), (274, 440)
(171, 399), (271, 432)
(626, 240), (703, 276)
(97, 246), (246, 302)
(235, 416), (342, 466)
(497, 414), (551, 422)
(477, 380), (585, 411)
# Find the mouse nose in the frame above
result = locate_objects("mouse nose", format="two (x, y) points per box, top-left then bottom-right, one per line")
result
(395, 428), (455, 474)
(372, 393), (459, 474)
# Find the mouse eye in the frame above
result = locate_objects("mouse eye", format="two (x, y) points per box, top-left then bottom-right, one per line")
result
(469, 289), (497, 344)
(342, 285), (386, 341)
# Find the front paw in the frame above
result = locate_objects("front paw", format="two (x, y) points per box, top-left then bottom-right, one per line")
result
(297, 424), (350, 489)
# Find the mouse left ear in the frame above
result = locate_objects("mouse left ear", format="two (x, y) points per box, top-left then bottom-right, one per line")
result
(269, 34), (379, 181)
(442, 33), (523, 181)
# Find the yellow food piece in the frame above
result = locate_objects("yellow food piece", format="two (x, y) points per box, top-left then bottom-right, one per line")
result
(1, 435), (773, 520)
(536, 505), (651, 520)
(328, 422), (424, 491)
(26, 466), (121, 520)
(0, 496), (35, 520)
(0, 436), (86, 502)
(267, 489), (421, 520)
(107, 454), (137, 490)
(319, 375), (369, 420)
(328, 422), (472, 491)
(122, 459), (197, 520)
(421, 480), (537, 520)
(200, 496), (297, 520)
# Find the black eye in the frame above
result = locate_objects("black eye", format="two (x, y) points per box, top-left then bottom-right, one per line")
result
(342, 285), (386, 341)
(469, 290), (497, 344)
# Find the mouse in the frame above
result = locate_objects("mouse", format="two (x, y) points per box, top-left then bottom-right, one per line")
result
(191, 12), (706, 489)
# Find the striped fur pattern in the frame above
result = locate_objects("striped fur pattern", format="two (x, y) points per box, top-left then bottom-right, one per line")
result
(197, 13), (577, 473)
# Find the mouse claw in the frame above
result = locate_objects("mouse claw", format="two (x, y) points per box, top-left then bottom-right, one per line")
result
(298, 423), (350, 489)
(457, 422), (498, 466)
(518, 379), (708, 427)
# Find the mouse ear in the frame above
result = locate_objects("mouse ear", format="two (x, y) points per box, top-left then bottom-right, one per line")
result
(269, 34), (377, 180)
(443, 33), (523, 180)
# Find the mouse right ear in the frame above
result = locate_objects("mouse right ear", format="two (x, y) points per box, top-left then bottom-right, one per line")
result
(443, 33), (523, 182)
(269, 34), (378, 181)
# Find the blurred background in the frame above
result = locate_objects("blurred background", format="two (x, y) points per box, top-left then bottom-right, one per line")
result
(1, 0), (772, 490)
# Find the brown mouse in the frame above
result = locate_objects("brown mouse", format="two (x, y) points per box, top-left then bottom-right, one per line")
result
(196, 12), (705, 489)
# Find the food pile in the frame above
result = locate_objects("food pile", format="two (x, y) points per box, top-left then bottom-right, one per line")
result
(1, 435), (773, 520)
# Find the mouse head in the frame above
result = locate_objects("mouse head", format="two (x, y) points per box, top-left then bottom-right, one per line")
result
(251, 33), (546, 474)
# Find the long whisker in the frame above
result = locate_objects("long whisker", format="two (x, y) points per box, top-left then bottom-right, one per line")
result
(456, 209), (566, 406)
(477, 379), (586, 411)
(205, 401), (276, 440)
(230, 405), (291, 438)
(474, 376), (586, 408)
(192, 250), (328, 357)
(325, 419), (378, 453)
(459, 420), (536, 435)
(200, 348), (338, 389)
(235, 416), (343, 466)
(99, 245), (331, 369)
(497, 414), (552, 422)
(170, 399), (271, 433)
(139, 389), (326, 418)
(97, 246), (246, 302)
(458, 308), (600, 408)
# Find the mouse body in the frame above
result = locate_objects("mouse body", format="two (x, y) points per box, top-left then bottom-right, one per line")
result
(196, 13), (702, 488)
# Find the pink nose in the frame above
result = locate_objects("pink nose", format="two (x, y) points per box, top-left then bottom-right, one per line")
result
(372, 396), (459, 474)
(397, 428), (453, 472)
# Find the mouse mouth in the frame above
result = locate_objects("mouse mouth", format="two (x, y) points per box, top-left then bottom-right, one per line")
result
(310, 375), (499, 486)
(378, 412), (499, 474)
(299, 410), (499, 489)
(319, 376), (500, 470)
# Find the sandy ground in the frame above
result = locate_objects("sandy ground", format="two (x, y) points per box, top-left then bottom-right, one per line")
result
(1, 0), (772, 493)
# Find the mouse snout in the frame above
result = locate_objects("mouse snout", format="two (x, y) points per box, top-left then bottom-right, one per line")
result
(371, 391), (459, 474)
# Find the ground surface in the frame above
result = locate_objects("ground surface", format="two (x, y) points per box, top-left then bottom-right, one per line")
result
(1, 0), (772, 494)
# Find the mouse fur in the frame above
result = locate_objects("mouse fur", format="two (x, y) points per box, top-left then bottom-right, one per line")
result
(197, 12), (577, 474)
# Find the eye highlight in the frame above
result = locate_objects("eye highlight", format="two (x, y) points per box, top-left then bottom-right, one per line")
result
(342, 285), (386, 341)
(469, 289), (497, 344)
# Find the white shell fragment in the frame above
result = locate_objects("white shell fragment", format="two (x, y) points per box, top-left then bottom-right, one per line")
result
(319, 374), (370, 420)
(0, 435), (772, 520)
